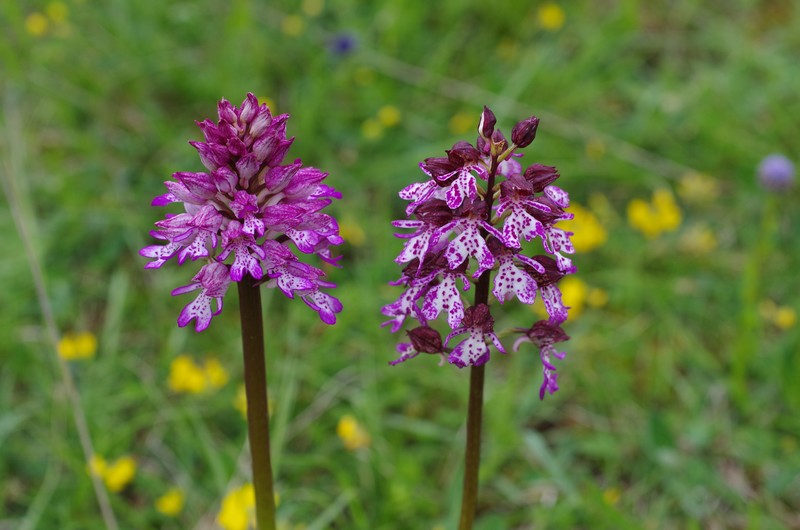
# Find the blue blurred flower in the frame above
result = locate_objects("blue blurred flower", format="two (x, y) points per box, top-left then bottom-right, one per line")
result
(328, 33), (357, 56)
(758, 154), (795, 191)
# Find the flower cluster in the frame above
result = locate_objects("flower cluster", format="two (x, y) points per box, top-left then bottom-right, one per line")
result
(382, 107), (576, 398)
(141, 94), (342, 331)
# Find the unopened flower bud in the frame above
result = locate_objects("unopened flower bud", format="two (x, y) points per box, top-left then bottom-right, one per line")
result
(446, 141), (482, 167)
(407, 326), (444, 353)
(478, 106), (496, 139)
(523, 164), (560, 192)
(511, 115), (540, 148)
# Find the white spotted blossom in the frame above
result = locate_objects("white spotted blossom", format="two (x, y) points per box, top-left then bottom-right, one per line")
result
(142, 94), (342, 331)
(382, 107), (577, 398)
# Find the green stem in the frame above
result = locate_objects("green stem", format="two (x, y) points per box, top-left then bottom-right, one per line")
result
(458, 154), (499, 529)
(731, 196), (777, 409)
(238, 275), (276, 530)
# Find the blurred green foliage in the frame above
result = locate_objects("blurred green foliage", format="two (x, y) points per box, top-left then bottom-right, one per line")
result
(1, 0), (799, 528)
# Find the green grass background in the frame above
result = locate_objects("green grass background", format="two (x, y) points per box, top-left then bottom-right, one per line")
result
(2, 0), (799, 528)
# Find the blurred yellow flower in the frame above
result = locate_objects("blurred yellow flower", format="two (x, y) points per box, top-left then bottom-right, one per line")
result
(301, 0), (323, 17)
(537, 3), (565, 31)
(216, 484), (256, 530)
(88, 455), (107, 478)
(256, 95), (276, 112)
(354, 67), (375, 85)
(585, 138), (606, 160)
(361, 118), (383, 140)
(449, 111), (475, 136)
(586, 287), (609, 308)
(533, 277), (605, 319)
(89, 455), (136, 492)
(25, 12), (49, 36)
(57, 331), (97, 361)
(760, 300), (797, 330)
(377, 105), (401, 128)
(235, 384), (248, 418)
(495, 38), (519, 62)
(679, 223), (717, 255)
(45, 2), (69, 23)
(281, 15), (305, 37)
(337, 414), (371, 450)
(168, 355), (229, 394)
(560, 276), (587, 319)
(105, 456), (137, 492)
(204, 359), (229, 389)
(156, 487), (185, 516)
(603, 487), (621, 506)
(678, 172), (720, 204)
(627, 188), (681, 238)
(560, 203), (607, 253)
(339, 217), (366, 247)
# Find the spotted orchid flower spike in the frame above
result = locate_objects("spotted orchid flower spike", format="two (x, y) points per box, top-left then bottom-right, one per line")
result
(142, 94), (343, 331)
(382, 106), (576, 399)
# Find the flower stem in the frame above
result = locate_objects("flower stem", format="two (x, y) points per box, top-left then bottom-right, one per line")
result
(238, 275), (276, 530)
(459, 364), (485, 530)
(458, 155), (499, 529)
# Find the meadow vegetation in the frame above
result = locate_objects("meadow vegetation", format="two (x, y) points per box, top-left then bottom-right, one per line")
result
(1, 1), (799, 528)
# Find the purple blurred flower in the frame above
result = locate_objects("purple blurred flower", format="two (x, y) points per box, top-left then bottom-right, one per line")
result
(142, 94), (342, 331)
(383, 106), (576, 397)
(328, 32), (357, 56)
(758, 154), (795, 191)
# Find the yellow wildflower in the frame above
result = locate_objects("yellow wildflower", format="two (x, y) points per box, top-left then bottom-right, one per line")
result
(760, 300), (797, 330)
(88, 455), (107, 478)
(168, 355), (207, 394)
(679, 223), (717, 255)
(537, 3), (565, 31)
(586, 287), (609, 308)
(354, 67), (375, 85)
(585, 138), (606, 160)
(602, 487), (621, 506)
(57, 331), (98, 361)
(168, 355), (229, 394)
(337, 414), (371, 450)
(560, 203), (607, 253)
(88, 455), (136, 492)
(559, 276), (588, 319)
(216, 484), (256, 530)
(25, 12), (49, 36)
(281, 15), (305, 37)
(361, 119), (383, 140)
(377, 105), (401, 128)
(678, 172), (720, 203)
(301, 0), (323, 17)
(338, 217), (366, 247)
(105, 456), (137, 492)
(256, 96), (276, 112)
(495, 38), (519, 62)
(45, 2), (69, 23)
(449, 111), (475, 136)
(627, 188), (681, 238)
(775, 307), (797, 330)
(234, 384), (248, 418)
(204, 359), (229, 389)
(156, 487), (185, 516)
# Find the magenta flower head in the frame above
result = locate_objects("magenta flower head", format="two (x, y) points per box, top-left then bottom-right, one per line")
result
(141, 94), (343, 331)
(382, 107), (576, 398)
